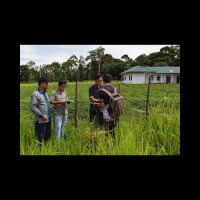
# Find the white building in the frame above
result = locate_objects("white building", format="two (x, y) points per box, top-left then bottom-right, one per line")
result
(120, 66), (180, 84)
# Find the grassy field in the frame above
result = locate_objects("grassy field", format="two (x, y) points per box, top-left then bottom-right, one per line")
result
(20, 81), (180, 155)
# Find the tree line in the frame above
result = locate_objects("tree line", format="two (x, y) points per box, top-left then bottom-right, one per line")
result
(20, 45), (180, 82)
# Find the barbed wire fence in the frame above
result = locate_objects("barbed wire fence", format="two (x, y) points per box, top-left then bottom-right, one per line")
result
(20, 97), (180, 125)
(20, 79), (180, 128)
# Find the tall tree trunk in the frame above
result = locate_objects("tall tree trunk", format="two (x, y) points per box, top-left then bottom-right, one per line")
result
(75, 70), (78, 130)
(40, 65), (41, 77)
(98, 55), (101, 74)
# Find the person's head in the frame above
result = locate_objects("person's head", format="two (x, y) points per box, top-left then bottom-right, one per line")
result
(94, 74), (103, 87)
(58, 80), (67, 92)
(103, 74), (113, 84)
(38, 77), (50, 91)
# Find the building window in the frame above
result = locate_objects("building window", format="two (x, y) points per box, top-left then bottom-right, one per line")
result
(150, 75), (153, 81)
(157, 75), (161, 81)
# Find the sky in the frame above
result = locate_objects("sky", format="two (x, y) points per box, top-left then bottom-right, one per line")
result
(20, 45), (171, 67)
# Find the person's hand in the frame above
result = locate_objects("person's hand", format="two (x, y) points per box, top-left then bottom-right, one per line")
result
(59, 101), (66, 104)
(51, 107), (55, 112)
(42, 115), (48, 121)
(100, 102), (104, 108)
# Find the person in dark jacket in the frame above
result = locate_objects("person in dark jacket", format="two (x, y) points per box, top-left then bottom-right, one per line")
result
(98, 74), (119, 137)
(89, 74), (103, 127)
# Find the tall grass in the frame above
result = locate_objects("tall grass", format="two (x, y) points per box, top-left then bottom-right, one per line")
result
(20, 82), (180, 155)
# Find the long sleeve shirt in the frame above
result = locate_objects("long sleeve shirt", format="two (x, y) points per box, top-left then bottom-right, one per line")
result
(30, 88), (51, 123)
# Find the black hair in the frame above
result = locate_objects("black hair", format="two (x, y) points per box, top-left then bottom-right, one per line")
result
(93, 74), (102, 80)
(103, 74), (113, 83)
(58, 80), (67, 85)
(38, 77), (50, 86)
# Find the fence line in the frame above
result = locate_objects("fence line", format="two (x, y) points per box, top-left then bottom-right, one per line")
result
(124, 106), (176, 118)
(126, 99), (180, 102)
(20, 99), (178, 118)
(20, 98), (180, 104)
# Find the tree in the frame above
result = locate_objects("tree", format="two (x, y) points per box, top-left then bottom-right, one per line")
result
(50, 62), (61, 81)
(20, 44), (180, 83)
(86, 46), (105, 74)
(67, 55), (78, 70)
(47, 72), (55, 81)
(43, 64), (54, 81)
(170, 45), (180, 66)
(135, 54), (151, 66)
(147, 45), (180, 66)
(26, 61), (36, 81)
(101, 54), (114, 74)
(129, 59), (138, 67)
(160, 46), (176, 61)
(173, 45), (180, 58)
(85, 62), (91, 80)
(78, 56), (86, 81)
(107, 59), (127, 80)
(154, 62), (168, 66)
(61, 61), (71, 81)
(27, 61), (36, 68)
(20, 65), (30, 82)
(173, 55), (180, 66)
(66, 55), (79, 81)
(121, 54), (130, 62)
(121, 54), (138, 68)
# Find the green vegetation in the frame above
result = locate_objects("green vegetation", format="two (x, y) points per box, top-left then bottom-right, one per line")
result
(20, 82), (180, 155)
(20, 45), (180, 82)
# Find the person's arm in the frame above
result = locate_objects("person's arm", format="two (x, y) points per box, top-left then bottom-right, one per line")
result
(90, 97), (100, 103)
(89, 87), (100, 103)
(50, 100), (65, 104)
(50, 91), (65, 105)
(98, 90), (104, 108)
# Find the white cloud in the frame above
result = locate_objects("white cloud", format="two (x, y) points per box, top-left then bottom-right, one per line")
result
(20, 44), (172, 66)
(101, 45), (171, 60)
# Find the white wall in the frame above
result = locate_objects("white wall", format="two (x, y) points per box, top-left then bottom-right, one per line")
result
(122, 73), (145, 84)
(132, 73), (145, 84)
(122, 73), (133, 84)
(144, 73), (159, 83)
(122, 73), (180, 84)
(145, 73), (180, 83)
(162, 74), (178, 83)
(171, 74), (179, 83)
(122, 74), (129, 84)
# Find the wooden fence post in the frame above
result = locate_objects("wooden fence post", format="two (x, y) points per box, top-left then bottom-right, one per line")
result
(53, 84), (55, 128)
(146, 73), (151, 118)
(75, 70), (78, 131)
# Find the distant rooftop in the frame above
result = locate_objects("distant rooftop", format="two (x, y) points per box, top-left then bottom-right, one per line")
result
(120, 66), (180, 74)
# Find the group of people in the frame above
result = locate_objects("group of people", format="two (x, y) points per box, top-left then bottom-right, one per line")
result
(30, 74), (119, 148)
(89, 74), (119, 137)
